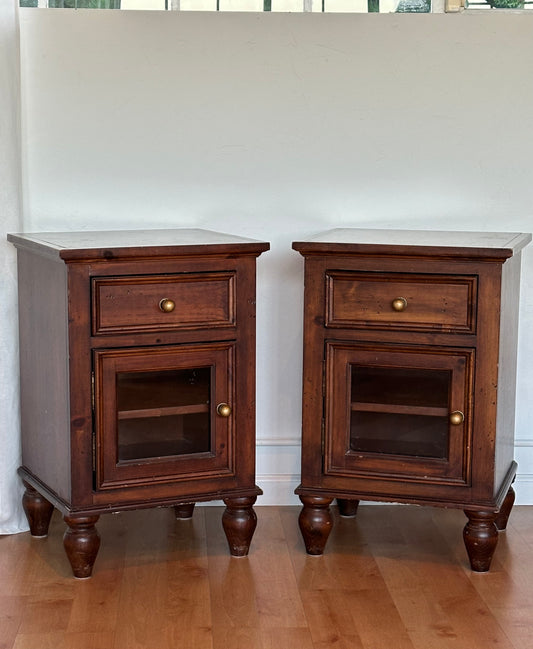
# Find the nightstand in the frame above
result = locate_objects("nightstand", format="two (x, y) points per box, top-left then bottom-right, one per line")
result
(8, 229), (269, 578)
(293, 228), (530, 571)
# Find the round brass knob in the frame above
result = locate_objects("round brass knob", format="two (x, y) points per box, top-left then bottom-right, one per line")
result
(391, 297), (408, 312)
(449, 411), (464, 426)
(217, 403), (232, 418)
(159, 298), (176, 313)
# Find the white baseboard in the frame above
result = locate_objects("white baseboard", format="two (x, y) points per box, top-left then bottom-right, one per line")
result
(252, 439), (533, 506)
(255, 473), (301, 506)
(514, 473), (533, 505)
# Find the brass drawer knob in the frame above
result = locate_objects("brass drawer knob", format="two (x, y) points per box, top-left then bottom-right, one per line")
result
(449, 411), (464, 426)
(159, 298), (176, 313)
(217, 403), (232, 418)
(391, 297), (408, 312)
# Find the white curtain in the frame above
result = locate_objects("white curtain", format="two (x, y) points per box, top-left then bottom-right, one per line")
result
(0, 0), (28, 534)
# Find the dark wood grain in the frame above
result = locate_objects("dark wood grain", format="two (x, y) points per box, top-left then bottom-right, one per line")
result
(63, 515), (101, 579)
(15, 250), (72, 502)
(293, 228), (530, 571)
(298, 496), (334, 555)
(9, 229), (269, 577)
(221, 496), (258, 557)
(92, 271), (235, 335)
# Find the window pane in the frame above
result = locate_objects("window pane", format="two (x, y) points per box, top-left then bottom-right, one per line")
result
(179, 0), (218, 8)
(467, 0), (532, 7)
(219, 0), (265, 9)
(325, 0), (367, 11)
(47, 0), (121, 6)
(271, 0), (304, 10)
(121, 0), (165, 8)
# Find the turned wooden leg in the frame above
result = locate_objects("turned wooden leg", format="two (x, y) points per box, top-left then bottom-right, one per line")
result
(495, 485), (515, 531)
(298, 496), (334, 555)
(63, 515), (101, 579)
(221, 496), (258, 557)
(337, 498), (360, 518)
(22, 481), (54, 537)
(174, 503), (196, 520)
(463, 509), (499, 572)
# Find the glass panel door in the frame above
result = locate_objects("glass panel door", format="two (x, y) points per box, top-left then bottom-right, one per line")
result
(324, 342), (473, 484)
(94, 343), (234, 489)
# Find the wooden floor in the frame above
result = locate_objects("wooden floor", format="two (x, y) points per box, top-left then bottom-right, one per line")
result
(1, 504), (533, 649)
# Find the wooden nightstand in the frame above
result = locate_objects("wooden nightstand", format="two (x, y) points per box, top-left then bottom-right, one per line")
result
(8, 229), (269, 578)
(293, 228), (530, 571)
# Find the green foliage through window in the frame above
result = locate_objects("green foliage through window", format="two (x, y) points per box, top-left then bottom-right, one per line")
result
(47, 0), (121, 6)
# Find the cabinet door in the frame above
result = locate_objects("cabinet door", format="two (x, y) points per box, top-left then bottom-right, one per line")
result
(324, 342), (474, 486)
(93, 343), (235, 489)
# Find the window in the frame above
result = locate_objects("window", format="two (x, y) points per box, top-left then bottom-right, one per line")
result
(466, 0), (532, 7)
(20, 0), (434, 11)
(19, 0), (533, 12)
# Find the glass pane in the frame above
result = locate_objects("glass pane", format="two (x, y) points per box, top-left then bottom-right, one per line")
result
(271, 0), (305, 9)
(178, 0), (218, 8)
(466, 0), (533, 9)
(350, 366), (450, 458)
(47, 0), (121, 6)
(218, 0), (264, 9)
(116, 367), (211, 462)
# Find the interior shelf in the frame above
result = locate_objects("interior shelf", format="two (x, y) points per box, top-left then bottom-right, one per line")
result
(351, 402), (448, 417)
(118, 403), (209, 420)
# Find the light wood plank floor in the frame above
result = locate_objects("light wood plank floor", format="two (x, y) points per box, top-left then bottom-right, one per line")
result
(1, 504), (532, 649)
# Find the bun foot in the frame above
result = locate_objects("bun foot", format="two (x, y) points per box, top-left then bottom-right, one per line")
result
(22, 481), (54, 537)
(174, 503), (196, 520)
(463, 509), (499, 572)
(337, 498), (360, 518)
(63, 515), (101, 579)
(298, 496), (334, 555)
(222, 496), (258, 557)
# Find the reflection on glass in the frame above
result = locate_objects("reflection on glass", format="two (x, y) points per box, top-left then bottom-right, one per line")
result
(350, 366), (450, 459)
(116, 367), (211, 462)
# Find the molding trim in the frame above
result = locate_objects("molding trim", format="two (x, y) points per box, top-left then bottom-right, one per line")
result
(514, 473), (533, 505)
(257, 473), (300, 482)
(257, 437), (300, 447)
(259, 438), (533, 448)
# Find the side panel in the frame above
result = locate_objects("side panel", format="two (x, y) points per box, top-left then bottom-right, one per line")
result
(17, 250), (71, 501)
(494, 253), (523, 500)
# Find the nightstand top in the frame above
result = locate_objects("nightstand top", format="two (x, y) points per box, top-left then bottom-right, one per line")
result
(8, 228), (270, 261)
(293, 228), (531, 260)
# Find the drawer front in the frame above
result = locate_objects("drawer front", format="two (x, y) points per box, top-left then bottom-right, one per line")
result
(92, 272), (235, 335)
(326, 271), (477, 333)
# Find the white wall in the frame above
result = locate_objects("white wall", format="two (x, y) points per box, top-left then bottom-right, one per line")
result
(16, 8), (533, 506)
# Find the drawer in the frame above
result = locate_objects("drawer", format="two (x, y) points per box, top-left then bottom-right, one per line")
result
(92, 272), (235, 335)
(325, 271), (477, 333)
